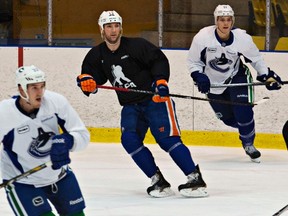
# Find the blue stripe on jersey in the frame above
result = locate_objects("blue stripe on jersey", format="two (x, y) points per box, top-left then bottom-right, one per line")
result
(3, 129), (24, 173)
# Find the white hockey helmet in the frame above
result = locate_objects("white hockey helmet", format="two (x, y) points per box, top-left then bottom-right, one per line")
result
(16, 65), (46, 93)
(98, 10), (122, 30)
(214, 5), (235, 25)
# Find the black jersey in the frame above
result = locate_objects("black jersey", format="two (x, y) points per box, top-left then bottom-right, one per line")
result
(81, 37), (170, 105)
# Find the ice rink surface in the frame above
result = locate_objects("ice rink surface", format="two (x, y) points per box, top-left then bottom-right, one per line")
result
(1, 143), (288, 216)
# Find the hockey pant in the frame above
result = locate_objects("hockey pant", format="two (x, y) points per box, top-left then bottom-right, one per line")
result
(208, 66), (255, 146)
(4, 168), (85, 216)
(121, 98), (196, 178)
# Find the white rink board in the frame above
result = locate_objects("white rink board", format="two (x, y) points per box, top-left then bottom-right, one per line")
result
(0, 47), (287, 133)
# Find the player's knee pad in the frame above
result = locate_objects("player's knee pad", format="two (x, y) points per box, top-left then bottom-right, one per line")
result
(121, 131), (143, 154)
(158, 136), (183, 153)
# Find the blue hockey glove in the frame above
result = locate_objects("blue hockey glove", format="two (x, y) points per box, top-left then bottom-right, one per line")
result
(191, 71), (211, 94)
(50, 133), (74, 170)
(256, 68), (283, 90)
(77, 74), (98, 96)
(152, 79), (169, 103)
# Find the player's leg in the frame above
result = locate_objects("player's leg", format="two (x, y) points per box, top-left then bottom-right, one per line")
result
(121, 103), (171, 197)
(148, 98), (208, 197)
(229, 68), (260, 162)
(4, 182), (54, 216)
(44, 168), (85, 216)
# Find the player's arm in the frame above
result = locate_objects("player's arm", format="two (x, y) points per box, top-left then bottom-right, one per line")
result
(50, 94), (90, 170)
(241, 36), (283, 90)
(77, 46), (108, 96)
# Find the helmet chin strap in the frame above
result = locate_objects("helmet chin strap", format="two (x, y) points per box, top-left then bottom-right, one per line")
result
(19, 90), (31, 104)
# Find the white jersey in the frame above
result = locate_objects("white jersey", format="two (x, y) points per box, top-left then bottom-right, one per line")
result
(187, 25), (269, 94)
(0, 90), (90, 187)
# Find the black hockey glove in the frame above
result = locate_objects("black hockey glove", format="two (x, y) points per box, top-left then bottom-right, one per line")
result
(256, 68), (283, 90)
(50, 133), (74, 170)
(191, 71), (210, 94)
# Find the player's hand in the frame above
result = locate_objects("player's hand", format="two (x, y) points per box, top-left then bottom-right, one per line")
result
(50, 133), (74, 170)
(191, 71), (210, 94)
(256, 68), (283, 90)
(152, 79), (170, 103)
(77, 74), (98, 96)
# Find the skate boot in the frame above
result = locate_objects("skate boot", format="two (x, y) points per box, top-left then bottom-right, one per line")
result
(178, 165), (208, 198)
(147, 169), (174, 198)
(243, 144), (261, 163)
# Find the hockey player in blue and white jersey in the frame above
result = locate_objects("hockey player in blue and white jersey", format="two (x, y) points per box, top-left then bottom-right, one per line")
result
(0, 65), (89, 215)
(187, 5), (283, 163)
(77, 10), (208, 198)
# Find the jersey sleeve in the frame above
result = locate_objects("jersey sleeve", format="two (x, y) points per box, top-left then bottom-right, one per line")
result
(131, 38), (170, 82)
(51, 92), (90, 151)
(187, 32), (207, 75)
(238, 33), (268, 76)
(81, 46), (108, 85)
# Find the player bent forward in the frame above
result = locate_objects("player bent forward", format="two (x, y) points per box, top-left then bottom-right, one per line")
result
(0, 65), (90, 215)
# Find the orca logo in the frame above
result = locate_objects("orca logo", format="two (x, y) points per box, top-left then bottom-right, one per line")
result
(209, 53), (233, 73)
(28, 128), (55, 158)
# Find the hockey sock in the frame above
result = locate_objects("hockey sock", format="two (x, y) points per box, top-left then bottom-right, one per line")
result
(122, 131), (157, 177)
(158, 136), (196, 175)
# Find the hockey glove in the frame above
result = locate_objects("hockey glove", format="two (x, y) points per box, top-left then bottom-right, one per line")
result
(152, 79), (170, 103)
(256, 68), (283, 90)
(77, 74), (98, 96)
(50, 133), (74, 170)
(191, 71), (210, 94)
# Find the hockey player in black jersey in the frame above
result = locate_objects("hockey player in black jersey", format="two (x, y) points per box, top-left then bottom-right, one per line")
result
(77, 10), (208, 198)
(187, 5), (283, 163)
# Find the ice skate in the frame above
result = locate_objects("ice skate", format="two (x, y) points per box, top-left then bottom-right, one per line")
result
(147, 169), (174, 198)
(243, 145), (261, 163)
(178, 165), (208, 198)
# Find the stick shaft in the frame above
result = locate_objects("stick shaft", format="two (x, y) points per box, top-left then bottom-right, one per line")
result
(97, 85), (255, 106)
(211, 81), (288, 88)
(273, 204), (288, 216)
(0, 161), (51, 189)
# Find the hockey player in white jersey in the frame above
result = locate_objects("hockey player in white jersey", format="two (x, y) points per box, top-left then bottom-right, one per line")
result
(187, 5), (283, 163)
(0, 65), (89, 215)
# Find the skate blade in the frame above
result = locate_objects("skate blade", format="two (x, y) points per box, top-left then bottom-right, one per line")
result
(251, 157), (261, 163)
(149, 187), (175, 198)
(179, 187), (209, 198)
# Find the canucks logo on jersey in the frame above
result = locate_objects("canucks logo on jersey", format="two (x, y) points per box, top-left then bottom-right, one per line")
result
(209, 53), (233, 73)
(28, 127), (55, 158)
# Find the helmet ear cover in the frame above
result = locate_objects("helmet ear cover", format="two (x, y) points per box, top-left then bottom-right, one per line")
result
(214, 5), (235, 25)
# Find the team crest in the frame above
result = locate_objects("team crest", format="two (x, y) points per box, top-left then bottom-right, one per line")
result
(209, 53), (233, 73)
(28, 128), (55, 158)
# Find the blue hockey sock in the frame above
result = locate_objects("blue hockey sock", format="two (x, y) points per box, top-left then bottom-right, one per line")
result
(158, 136), (196, 175)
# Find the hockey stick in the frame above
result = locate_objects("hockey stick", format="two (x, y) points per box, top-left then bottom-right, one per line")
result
(211, 81), (288, 88)
(272, 204), (288, 216)
(97, 85), (268, 106)
(0, 161), (52, 189)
